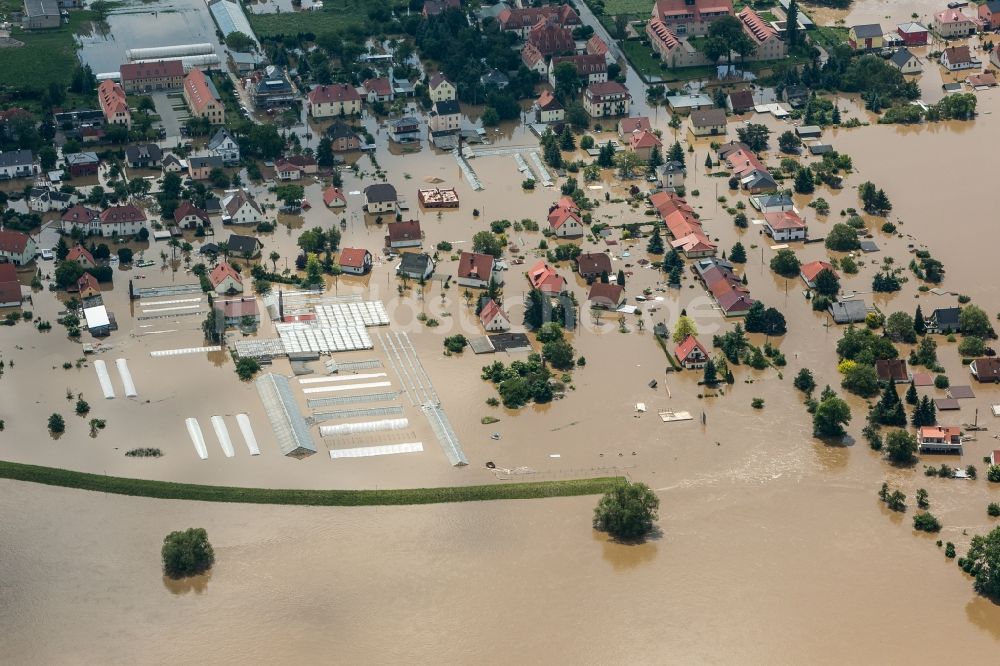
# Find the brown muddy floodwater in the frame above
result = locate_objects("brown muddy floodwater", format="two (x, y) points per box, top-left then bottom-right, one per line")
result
(5, 44), (1000, 661)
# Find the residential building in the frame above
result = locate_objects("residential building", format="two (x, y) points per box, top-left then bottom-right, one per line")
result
(124, 143), (163, 169)
(675, 335), (710, 369)
(226, 234), (263, 259)
(876, 359), (911, 384)
(588, 282), (625, 310)
(527, 259), (566, 296)
(0, 230), (36, 265)
(535, 90), (565, 123)
(651, 191), (716, 258)
(918, 426), (963, 454)
(941, 45), (979, 71)
(173, 201), (210, 229)
(364, 183), (397, 214)
(422, 0), (459, 17)
(282, 155), (317, 175)
(657, 161), (686, 191)
(618, 117), (652, 137)
(763, 210), (807, 241)
(890, 48), (922, 74)
(22, 0), (60, 30)
(782, 85), (809, 108)
(429, 99), (461, 133)
(83, 305), (111, 337)
(428, 73), (457, 102)
(689, 108), (727, 137)
(221, 190), (265, 225)
(188, 155), (224, 180)
(385, 220), (422, 249)
(27, 186), (71, 213)
(981, 1), (1000, 30)
(498, 4), (580, 37)
(627, 130), (662, 162)
(0, 264), (21, 307)
(736, 7), (787, 60)
(99, 205), (146, 238)
(897, 21), (929, 46)
(650, 0), (733, 37)
(549, 54), (608, 86)
(828, 299), (871, 324)
(389, 117), (421, 143)
(274, 159), (304, 181)
(693, 256), (753, 316)
(323, 186), (347, 208)
(363, 77), (394, 104)
(646, 17), (711, 69)
(327, 122), (362, 152)
(250, 66), (296, 109)
(98, 80), (131, 128)
(417, 187), (459, 209)
(848, 24), (883, 50)
(119, 60), (184, 93)
(800, 260), (836, 289)
(66, 244), (96, 268)
(207, 128), (240, 165)
(183, 69), (224, 124)
(934, 9), (976, 38)
(396, 252), (435, 280)
(727, 89), (755, 114)
(479, 298), (511, 332)
(218, 298), (259, 327)
(970, 357), (1000, 382)
(753, 192), (795, 213)
(75, 273), (101, 299)
(521, 43), (548, 75)
(307, 84), (362, 118)
(338, 247), (373, 275)
(480, 69), (510, 89)
(61, 205), (100, 235)
(583, 81), (631, 118)
(547, 196), (583, 237)
(667, 93), (715, 113)
(927, 307), (961, 333)
(162, 154), (184, 173)
(586, 34), (610, 60)
(576, 252), (612, 281)
(456, 251), (499, 289)
(209, 262), (243, 295)
(65, 151), (99, 176)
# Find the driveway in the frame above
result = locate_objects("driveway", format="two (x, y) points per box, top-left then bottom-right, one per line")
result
(150, 91), (189, 142)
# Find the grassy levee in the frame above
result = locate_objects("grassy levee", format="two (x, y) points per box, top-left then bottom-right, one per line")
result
(0, 460), (625, 506)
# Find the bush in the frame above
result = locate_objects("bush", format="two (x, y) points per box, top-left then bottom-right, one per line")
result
(945, 542), (956, 558)
(47, 413), (65, 434)
(988, 503), (1000, 517)
(444, 334), (468, 353)
(592, 482), (659, 539)
(235, 357), (261, 381)
(769, 249), (801, 277)
(75, 399), (90, 416)
(988, 465), (1000, 483)
(934, 374), (949, 389)
(913, 512), (942, 533)
(161, 527), (215, 578)
(751, 398), (764, 409)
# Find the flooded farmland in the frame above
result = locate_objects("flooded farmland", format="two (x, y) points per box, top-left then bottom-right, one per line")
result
(6, 7), (1000, 659)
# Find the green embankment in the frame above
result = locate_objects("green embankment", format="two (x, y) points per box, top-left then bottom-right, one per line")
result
(0, 460), (624, 506)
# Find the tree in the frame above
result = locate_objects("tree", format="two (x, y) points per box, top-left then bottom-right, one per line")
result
(872, 382), (907, 426)
(117, 248), (133, 264)
(235, 356), (261, 381)
(960, 305), (992, 338)
(55, 237), (69, 261)
(959, 336), (986, 357)
(813, 395), (851, 437)
(543, 338), (575, 370)
(672, 315), (698, 344)
(905, 381), (918, 405)
(916, 488), (929, 509)
(959, 526), (1000, 598)
(559, 125), (575, 151)
(841, 363), (879, 397)
(703, 358), (718, 385)
(269, 251), (280, 272)
(553, 61), (583, 102)
(911, 395), (937, 428)
(39, 146), (57, 170)
(444, 334), (468, 353)
(615, 150), (641, 179)
(912, 336), (938, 367)
(885, 312), (917, 343)
(794, 368), (816, 394)
(472, 230), (503, 257)
(729, 242), (746, 264)
(91, 0), (111, 20)
(786, 0), (800, 46)
(914, 305), (926, 336)
(524, 288), (545, 330)
(566, 102), (589, 130)
(883, 429), (917, 464)
(668, 140), (685, 167)
(793, 167), (815, 194)
(47, 413), (65, 434)
(769, 249), (800, 277)
(813, 268), (839, 296)
(736, 123), (770, 151)
(824, 223), (860, 251)
(316, 137), (335, 168)
(778, 130), (801, 153)
(54, 261), (85, 289)
(647, 226), (664, 254)
(699, 15), (757, 67)
(597, 141), (616, 167)
(617, 269), (626, 288)
(161, 528), (215, 578)
(913, 512), (941, 533)
(592, 482), (660, 540)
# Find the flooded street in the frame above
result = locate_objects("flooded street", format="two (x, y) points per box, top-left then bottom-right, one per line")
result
(5, 5), (1000, 658)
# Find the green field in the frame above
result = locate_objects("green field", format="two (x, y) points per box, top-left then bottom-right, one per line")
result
(0, 460), (626, 506)
(811, 26), (849, 50)
(600, 0), (654, 15)
(0, 11), (95, 94)
(250, 0), (371, 39)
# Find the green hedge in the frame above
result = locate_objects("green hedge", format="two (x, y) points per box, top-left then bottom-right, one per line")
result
(0, 460), (624, 506)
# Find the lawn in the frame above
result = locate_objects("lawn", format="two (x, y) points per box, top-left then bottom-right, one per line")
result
(621, 39), (716, 83)
(811, 26), (849, 50)
(0, 11), (94, 94)
(250, 0), (371, 39)
(600, 0), (654, 15)
(0, 459), (626, 506)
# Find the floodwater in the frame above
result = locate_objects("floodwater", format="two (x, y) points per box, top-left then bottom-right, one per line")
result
(7, 15), (1000, 660)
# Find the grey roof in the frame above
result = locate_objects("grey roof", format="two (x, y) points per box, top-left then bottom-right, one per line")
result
(432, 99), (460, 116)
(364, 183), (397, 203)
(745, 170), (776, 189)
(987, 1), (1000, 13)
(659, 160), (686, 175)
(24, 0), (59, 17)
(480, 69), (509, 86)
(327, 122), (359, 140)
(852, 24), (883, 39)
(931, 307), (961, 326)
(398, 252), (433, 275)
(189, 155), (224, 169)
(690, 108), (727, 127)
(808, 144), (834, 155)
(207, 127), (236, 151)
(124, 143), (163, 163)
(254, 373), (316, 458)
(829, 300), (870, 324)
(199, 242), (220, 255)
(227, 233), (262, 256)
(0, 149), (34, 168)
(890, 48), (915, 68)
(757, 193), (792, 208)
(65, 151), (99, 165)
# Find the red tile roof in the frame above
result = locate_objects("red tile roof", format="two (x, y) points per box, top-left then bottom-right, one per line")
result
(800, 260), (835, 283)
(655, 0), (732, 20)
(76, 272), (100, 294)
(619, 117), (652, 134)
(737, 7), (779, 44)
(98, 79), (129, 117)
(61, 205), (99, 224)
(323, 186), (346, 206)
(577, 252), (612, 276)
(363, 77), (393, 96)
(173, 200), (209, 224)
(587, 282), (624, 307)
(457, 251), (495, 282)
(547, 196), (582, 230)
(536, 89), (563, 111)
(0, 263), (20, 305)
(100, 205), (146, 224)
(0, 230), (32, 254)
(479, 298), (509, 327)
(183, 68), (219, 114)
(528, 17), (576, 56)
(120, 59), (184, 82)
(67, 245), (95, 265)
(763, 210), (806, 230)
(220, 298), (258, 319)
(674, 334), (708, 361)
(585, 81), (630, 101)
(646, 17), (681, 51)
(587, 34), (609, 55)
(629, 130), (662, 150)
(209, 262), (242, 288)
(387, 220), (422, 244)
(338, 247), (370, 269)
(308, 83), (361, 104)
(527, 259), (566, 294)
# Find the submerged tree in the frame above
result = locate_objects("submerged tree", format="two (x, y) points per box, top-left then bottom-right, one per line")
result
(593, 482), (660, 540)
(161, 528), (215, 578)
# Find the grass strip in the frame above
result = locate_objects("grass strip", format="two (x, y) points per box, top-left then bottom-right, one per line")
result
(0, 460), (624, 506)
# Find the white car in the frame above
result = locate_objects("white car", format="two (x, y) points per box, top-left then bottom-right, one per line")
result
(40, 249), (54, 260)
